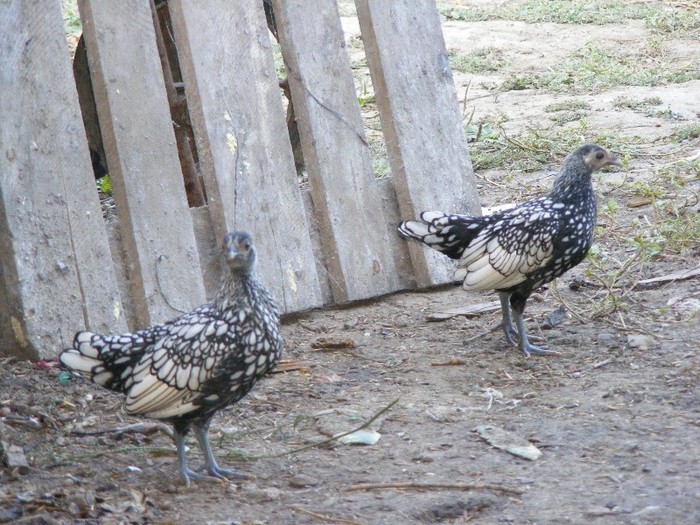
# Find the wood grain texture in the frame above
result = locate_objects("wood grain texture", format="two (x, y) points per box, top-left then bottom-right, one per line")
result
(0, 0), (126, 359)
(273, 0), (402, 302)
(169, 0), (323, 313)
(356, 0), (481, 287)
(78, 0), (206, 328)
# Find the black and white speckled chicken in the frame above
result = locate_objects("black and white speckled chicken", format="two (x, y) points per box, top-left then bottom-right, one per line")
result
(398, 145), (621, 357)
(60, 232), (283, 485)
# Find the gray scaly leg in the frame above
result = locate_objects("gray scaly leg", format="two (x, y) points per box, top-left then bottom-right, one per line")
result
(194, 425), (248, 480)
(175, 429), (223, 486)
(513, 310), (559, 357)
(498, 292), (519, 344)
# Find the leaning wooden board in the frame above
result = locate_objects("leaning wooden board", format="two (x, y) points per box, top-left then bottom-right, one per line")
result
(169, 0), (323, 313)
(356, 0), (481, 287)
(78, 0), (207, 327)
(273, 0), (403, 303)
(0, 1), (126, 359)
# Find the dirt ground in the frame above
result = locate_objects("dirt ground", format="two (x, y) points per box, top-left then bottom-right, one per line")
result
(2, 2), (700, 524)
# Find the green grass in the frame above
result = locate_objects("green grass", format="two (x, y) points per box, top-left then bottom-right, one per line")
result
(544, 100), (592, 113)
(629, 180), (665, 199)
(626, 211), (700, 259)
(544, 100), (591, 125)
(439, 1), (700, 36)
(448, 47), (507, 74)
(270, 41), (286, 79)
(96, 175), (112, 195)
(440, 1), (652, 25)
(613, 96), (687, 120)
(499, 75), (539, 92)
(654, 159), (700, 192)
(613, 96), (663, 111)
(502, 0), (653, 25)
(60, 0), (81, 55)
(498, 42), (700, 93)
(368, 139), (392, 179)
(673, 124), (700, 142)
(645, 8), (700, 36)
(60, 0), (81, 35)
(467, 118), (640, 172)
(656, 214), (700, 256)
(438, 5), (493, 23)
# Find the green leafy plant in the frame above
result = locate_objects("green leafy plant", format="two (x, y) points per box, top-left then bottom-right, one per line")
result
(97, 175), (112, 195)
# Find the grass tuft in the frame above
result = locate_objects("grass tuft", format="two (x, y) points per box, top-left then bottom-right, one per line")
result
(612, 96), (662, 111)
(448, 47), (507, 74)
(497, 42), (700, 94)
(645, 8), (700, 36)
(468, 118), (641, 173)
(545, 100), (592, 125)
(673, 124), (700, 142)
(440, 1), (700, 36)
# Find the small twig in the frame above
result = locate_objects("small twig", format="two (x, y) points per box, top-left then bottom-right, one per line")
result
(431, 358), (470, 366)
(463, 328), (496, 345)
(550, 281), (587, 324)
(473, 172), (512, 189)
(2, 415), (42, 430)
(288, 68), (368, 147)
(500, 127), (548, 153)
(591, 358), (614, 369)
(310, 338), (356, 350)
(617, 311), (627, 330)
(291, 506), (367, 525)
(227, 398), (400, 460)
(461, 79), (472, 120)
(69, 422), (174, 441)
(297, 321), (322, 333)
(63, 445), (175, 461)
(271, 361), (309, 374)
(347, 482), (522, 496)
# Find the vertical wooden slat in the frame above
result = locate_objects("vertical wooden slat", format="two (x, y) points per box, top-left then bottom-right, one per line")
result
(272, 0), (403, 303)
(168, 0), (323, 313)
(0, 0), (126, 359)
(78, 0), (206, 327)
(356, 0), (482, 287)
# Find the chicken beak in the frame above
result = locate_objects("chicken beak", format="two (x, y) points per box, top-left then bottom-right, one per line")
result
(227, 245), (241, 261)
(608, 154), (623, 168)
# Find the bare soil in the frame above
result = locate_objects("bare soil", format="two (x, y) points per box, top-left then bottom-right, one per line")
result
(2, 3), (699, 524)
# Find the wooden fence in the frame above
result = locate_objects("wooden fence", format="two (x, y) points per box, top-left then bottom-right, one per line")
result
(0, 0), (480, 360)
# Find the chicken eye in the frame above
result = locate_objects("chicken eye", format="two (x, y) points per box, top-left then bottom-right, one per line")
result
(596, 152), (605, 160)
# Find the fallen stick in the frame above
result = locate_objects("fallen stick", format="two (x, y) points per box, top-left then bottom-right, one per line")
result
(291, 506), (367, 525)
(431, 358), (471, 366)
(463, 328), (495, 345)
(272, 360), (310, 374)
(69, 422), (174, 440)
(347, 482), (522, 495)
(634, 266), (700, 289)
(230, 398), (400, 460)
(310, 337), (356, 350)
(427, 301), (501, 322)
(591, 358), (614, 369)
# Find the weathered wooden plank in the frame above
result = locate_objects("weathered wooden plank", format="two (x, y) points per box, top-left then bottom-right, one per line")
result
(0, 0), (126, 359)
(169, 0), (322, 313)
(298, 180), (419, 303)
(151, 0), (206, 208)
(355, 0), (481, 287)
(272, 0), (403, 303)
(78, 0), (206, 327)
